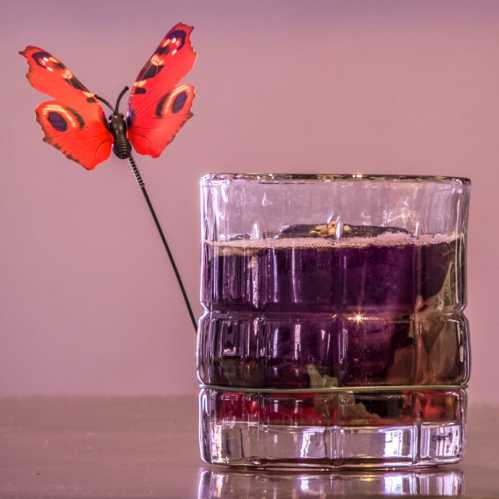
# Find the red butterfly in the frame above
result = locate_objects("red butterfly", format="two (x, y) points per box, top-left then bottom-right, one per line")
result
(19, 22), (196, 170)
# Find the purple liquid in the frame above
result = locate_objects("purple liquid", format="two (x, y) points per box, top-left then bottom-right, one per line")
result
(198, 231), (467, 388)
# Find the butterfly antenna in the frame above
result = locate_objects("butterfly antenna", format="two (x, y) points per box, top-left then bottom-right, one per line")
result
(115, 86), (130, 113)
(95, 95), (114, 112)
(127, 153), (198, 333)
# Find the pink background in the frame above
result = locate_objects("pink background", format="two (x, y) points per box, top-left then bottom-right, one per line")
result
(2, 1), (498, 403)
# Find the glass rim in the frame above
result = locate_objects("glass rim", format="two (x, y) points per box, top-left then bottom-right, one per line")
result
(201, 172), (471, 184)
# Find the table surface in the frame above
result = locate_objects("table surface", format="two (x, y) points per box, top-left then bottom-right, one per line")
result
(0, 396), (498, 499)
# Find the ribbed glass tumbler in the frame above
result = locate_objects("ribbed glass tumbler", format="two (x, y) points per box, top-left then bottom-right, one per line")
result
(197, 173), (471, 469)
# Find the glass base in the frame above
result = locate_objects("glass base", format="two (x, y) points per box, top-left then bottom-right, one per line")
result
(199, 388), (466, 469)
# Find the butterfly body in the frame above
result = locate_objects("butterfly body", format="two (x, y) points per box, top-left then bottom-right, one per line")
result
(109, 111), (131, 160)
(100, 87), (133, 160)
(20, 23), (196, 170)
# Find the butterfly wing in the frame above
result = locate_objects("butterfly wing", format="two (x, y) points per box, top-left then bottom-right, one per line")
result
(36, 100), (113, 170)
(127, 84), (195, 158)
(20, 46), (113, 169)
(127, 23), (196, 158)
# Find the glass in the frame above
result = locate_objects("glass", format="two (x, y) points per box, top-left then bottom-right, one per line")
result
(198, 173), (470, 468)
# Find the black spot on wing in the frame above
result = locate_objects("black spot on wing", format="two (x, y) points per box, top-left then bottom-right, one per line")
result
(66, 76), (88, 92)
(134, 87), (147, 95)
(156, 45), (169, 56)
(172, 91), (188, 113)
(32, 51), (66, 69)
(166, 29), (186, 49)
(47, 111), (67, 132)
(67, 107), (85, 129)
(32, 51), (52, 66)
(138, 63), (164, 81)
(86, 96), (97, 103)
(155, 93), (170, 117)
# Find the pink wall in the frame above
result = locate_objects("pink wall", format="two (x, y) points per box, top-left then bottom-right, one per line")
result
(2, 1), (498, 403)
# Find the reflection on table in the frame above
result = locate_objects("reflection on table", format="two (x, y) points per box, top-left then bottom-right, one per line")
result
(198, 467), (464, 497)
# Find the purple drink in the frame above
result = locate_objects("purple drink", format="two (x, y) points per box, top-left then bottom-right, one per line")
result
(198, 229), (467, 389)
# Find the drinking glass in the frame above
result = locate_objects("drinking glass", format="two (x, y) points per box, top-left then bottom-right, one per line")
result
(198, 173), (470, 468)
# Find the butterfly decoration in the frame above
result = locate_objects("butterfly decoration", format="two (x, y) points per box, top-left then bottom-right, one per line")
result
(19, 22), (196, 170)
(19, 23), (199, 332)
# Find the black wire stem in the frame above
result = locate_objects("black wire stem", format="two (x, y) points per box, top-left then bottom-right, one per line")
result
(127, 153), (197, 333)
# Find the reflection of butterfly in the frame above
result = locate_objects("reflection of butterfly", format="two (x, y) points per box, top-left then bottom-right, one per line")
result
(19, 22), (196, 170)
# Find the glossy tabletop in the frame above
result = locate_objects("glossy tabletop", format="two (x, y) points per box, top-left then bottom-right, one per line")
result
(1, 396), (498, 498)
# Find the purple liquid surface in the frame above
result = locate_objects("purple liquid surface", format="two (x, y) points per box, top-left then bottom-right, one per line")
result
(198, 231), (467, 388)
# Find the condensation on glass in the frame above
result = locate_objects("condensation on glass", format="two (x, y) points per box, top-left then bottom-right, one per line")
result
(198, 173), (471, 469)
